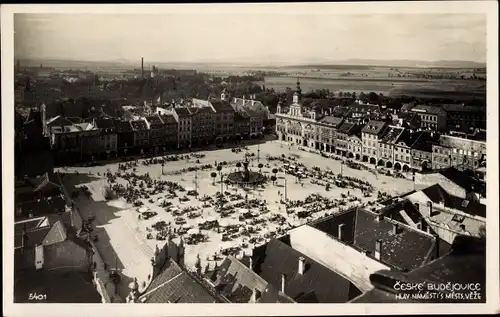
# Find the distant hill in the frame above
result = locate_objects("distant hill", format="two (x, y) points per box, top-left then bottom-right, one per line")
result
(284, 59), (486, 69)
(17, 57), (486, 71)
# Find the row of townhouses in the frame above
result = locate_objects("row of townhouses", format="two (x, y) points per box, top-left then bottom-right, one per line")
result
(40, 90), (269, 160)
(276, 82), (486, 174)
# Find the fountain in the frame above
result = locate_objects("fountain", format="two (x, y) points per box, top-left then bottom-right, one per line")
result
(226, 156), (265, 186)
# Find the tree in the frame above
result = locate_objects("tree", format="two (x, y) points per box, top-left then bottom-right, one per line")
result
(216, 165), (222, 174)
(236, 162), (242, 171)
(271, 175), (277, 185)
(103, 186), (117, 200)
(210, 172), (217, 185)
(258, 163), (264, 173)
(272, 168), (278, 176)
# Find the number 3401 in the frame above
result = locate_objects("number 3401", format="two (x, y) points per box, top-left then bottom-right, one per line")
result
(28, 293), (47, 301)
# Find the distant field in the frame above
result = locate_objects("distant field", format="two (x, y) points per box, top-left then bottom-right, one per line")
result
(264, 76), (486, 100)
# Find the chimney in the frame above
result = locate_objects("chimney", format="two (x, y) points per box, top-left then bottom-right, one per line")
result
(250, 288), (261, 303)
(392, 223), (400, 235)
(434, 234), (440, 259)
(427, 201), (436, 217)
(374, 240), (382, 260)
(141, 57), (144, 79)
(298, 256), (306, 275)
(280, 273), (286, 293)
(420, 218), (428, 232)
(338, 223), (345, 241)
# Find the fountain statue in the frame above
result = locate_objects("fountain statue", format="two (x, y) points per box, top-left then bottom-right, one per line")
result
(242, 157), (251, 182)
(226, 155), (265, 187)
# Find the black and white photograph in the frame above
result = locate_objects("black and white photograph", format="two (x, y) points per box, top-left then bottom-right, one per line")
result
(2, 2), (498, 316)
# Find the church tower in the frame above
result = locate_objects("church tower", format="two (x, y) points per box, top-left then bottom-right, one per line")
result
(221, 88), (229, 102)
(292, 78), (302, 104)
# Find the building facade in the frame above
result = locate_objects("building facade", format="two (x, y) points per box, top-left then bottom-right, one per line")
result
(93, 118), (118, 157)
(410, 105), (447, 131)
(130, 119), (150, 153)
(145, 114), (166, 154)
(361, 120), (388, 164)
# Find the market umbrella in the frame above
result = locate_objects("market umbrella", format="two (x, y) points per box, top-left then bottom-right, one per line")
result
(139, 207), (149, 213)
(197, 218), (206, 224)
(187, 228), (199, 235)
(218, 219), (231, 227)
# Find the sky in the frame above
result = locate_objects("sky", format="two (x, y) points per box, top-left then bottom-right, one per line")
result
(14, 12), (487, 65)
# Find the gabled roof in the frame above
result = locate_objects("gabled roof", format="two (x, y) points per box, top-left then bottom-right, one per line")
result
(140, 258), (220, 303)
(353, 209), (436, 271)
(14, 217), (52, 248)
(213, 256), (268, 303)
(320, 116), (343, 127)
(160, 114), (178, 124)
(439, 167), (474, 192)
(42, 220), (67, 246)
(361, 120), (387, 135)
(411, 104), (447, 116)
(174, 107), (191, 117)
(145, 114), (164, 127)
(380, 126), (405, 144)
(351, 236), (485, 303)
(130, 119), (148, 131)
(421, 184), (456, 208)
(33, 172), (61, 193)
(210, 99), (235, 113)
(255, 239), (361, 303)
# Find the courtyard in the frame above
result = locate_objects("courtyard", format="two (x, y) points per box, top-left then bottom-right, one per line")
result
(59, 140), (414, 295)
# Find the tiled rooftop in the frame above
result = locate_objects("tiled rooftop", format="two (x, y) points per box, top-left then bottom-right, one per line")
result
(411, 104), (447, 116)
(130, 119), (148, 131)
(146, 115), (163, 128)
(380, 126), (405, 144)
(140, 258), (220, 303)
(213, 256), (268, 303)
(320, 116), (344, 127)
(361, 120), (387, 135)
(351, 236), (485, 303)
(254, 239), (362, 303)
(174, 107), (191, 117)
(353, 209), (437, 271)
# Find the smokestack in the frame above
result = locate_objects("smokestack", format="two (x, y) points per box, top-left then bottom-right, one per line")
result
(280, 273), (286, 293)
(141, 57), (144, 79)
(374, 240), (382, 260)
(298, 257), (305, 275)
